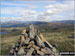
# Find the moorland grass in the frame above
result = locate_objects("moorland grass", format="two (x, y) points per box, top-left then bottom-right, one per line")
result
(0, 26), (74, 55)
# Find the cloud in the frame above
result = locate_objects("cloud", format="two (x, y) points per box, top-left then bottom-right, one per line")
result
(1, 1), (74, 22)
(1, 17), (15, 22)
(28, 5), (38, 8)
(1, 7), (37, 16)
(1, 2), (38, 9)
(36, 9), (54, 20)
(44, 1), (74, 14)
(38, 1), (74, 21)
(44, 3), (67, 9)
(1, 7), (37, 22)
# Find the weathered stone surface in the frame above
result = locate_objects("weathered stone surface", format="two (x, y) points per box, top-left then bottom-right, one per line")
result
(9, 49), (14, 54)
(35, 35), (43, 46)
(26, 47), (34, 56)
(17, 47), (25, 55)
(9, 24), (57, 56)
(29, 24), (35, 39)
(23, 38), (30, 44)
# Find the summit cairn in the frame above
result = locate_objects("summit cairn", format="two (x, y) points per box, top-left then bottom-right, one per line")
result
(9, 24), (57, 56)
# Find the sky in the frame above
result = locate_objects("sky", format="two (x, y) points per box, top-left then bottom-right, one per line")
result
(1, 0), (74, 22)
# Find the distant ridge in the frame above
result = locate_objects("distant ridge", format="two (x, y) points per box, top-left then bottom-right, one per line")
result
(56, 20), (74, 24)
(0, 20), (74, 28)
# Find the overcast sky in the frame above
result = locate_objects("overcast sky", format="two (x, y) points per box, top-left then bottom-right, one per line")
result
(1, 0), (74, 22)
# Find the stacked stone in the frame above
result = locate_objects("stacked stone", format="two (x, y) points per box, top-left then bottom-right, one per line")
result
(9, 24), (54, 56)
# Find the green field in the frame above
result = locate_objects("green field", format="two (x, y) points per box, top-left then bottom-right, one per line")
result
(0, 26), (74, 55)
